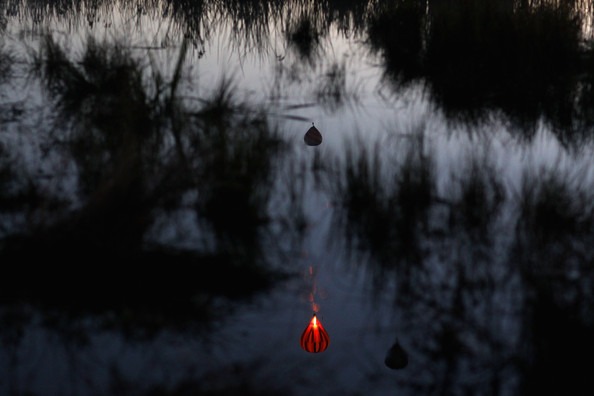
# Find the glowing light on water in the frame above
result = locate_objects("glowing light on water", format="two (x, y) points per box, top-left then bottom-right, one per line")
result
(300, 313), (330, 353)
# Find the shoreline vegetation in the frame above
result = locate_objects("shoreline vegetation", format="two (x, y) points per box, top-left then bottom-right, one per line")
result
(3, 1), (594, 138)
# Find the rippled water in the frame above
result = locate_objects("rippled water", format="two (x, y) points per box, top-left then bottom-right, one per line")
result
(2, 1), (594, 395)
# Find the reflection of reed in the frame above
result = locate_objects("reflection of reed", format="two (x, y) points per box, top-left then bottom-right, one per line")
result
(0, 44), (11, 84)
(0, 43), (15, 124)
(366, 0), (594, 140)
(10, 1), (594, 133)
(5, 0), (368, 51)
(325, 121), (594, 395)
(1, 33), (289, 335)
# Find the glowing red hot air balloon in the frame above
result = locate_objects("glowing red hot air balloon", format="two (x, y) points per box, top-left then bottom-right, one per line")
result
(300, 313), (329, 353)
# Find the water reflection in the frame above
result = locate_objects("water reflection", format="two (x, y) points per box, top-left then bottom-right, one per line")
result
(366, 0), (594, 142)
(286, 13), (324, 61)
(1, 1), (594, 395)
(384, 338), (408, 370)
(0, 33), (292, 339)
(326, 121), (594, 395)
(303, 123), (322, 146)
(9, 0), (594, 133)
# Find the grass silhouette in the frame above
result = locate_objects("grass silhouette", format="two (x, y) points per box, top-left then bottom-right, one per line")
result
(1, 33), (289, 335)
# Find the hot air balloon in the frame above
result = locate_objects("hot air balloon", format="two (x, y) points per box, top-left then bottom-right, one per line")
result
(384, 338), (408, 369)
(300, 313), (329, 353)
(304, 123), (323, 146)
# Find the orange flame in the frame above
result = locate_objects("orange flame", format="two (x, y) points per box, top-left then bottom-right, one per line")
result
(300, 313), (329, 353)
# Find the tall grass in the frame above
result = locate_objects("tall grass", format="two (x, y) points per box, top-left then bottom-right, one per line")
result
(510, 166), (594, 396)
(8, 0), (594, 140)
(330, 128), (594, 289)
(1, 33), (289, 334)
(0, 144), (47, 223)
(516, 168), (591, 242)
(427, 0), (582, 124)
(315, 61), (357, 111)
(0, 43), (11, 85)
(366, 0), (426, 86)
(28, 35), (161, 251)
(190, 78), (286, 261)
(26, 34), (287, 260)
(0, 41), (17, 124)
(285, 13), (323, 60)
(447, 154), (506, 238)
(328, 128), (435, 297)
(513, 166), (594, 280)
(364, 0), (594, 139)
(327, 126), (594, 394)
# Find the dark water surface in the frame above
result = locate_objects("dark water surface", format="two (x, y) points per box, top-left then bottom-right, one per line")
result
(1, 1), (594, 395)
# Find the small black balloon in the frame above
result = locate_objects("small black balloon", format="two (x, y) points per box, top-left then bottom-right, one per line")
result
(385, 339), (408, 370)
(304, 125), (323, 146)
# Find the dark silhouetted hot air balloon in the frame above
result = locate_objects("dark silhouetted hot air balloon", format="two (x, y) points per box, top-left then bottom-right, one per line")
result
(304, 123), (323, 146)
(300, 313), (329, 353)
(385, 338), (408, 369)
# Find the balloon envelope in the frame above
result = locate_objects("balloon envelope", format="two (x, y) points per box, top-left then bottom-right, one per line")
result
(304, 125), (323, 146)
(385, 339), (408, 369)
(300, 314), (329, 353)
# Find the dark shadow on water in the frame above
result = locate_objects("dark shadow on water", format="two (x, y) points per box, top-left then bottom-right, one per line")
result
(0, 43), (10, 84)
(366, 0), (594, 144)
(385, 338), (408, 370)
(0, 250), (281, 336)
(327, 130), (433, 295)
(1, 34), (292, 340)
(7, 1), (594, 142)
(325, 123), (594, 395)
(107, 359), (291, 396)
(0, 42), (20, 124)
(427, 1), (583, 135)
(285, 13), (323, 61)
(366, 0), (426, 87)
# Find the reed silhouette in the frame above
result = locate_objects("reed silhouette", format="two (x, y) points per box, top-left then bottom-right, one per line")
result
(325, 121), (594, 395)
(8, 0), (594, 139)
(1, 34), (289, 338)
(365, 0), (594, 140)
